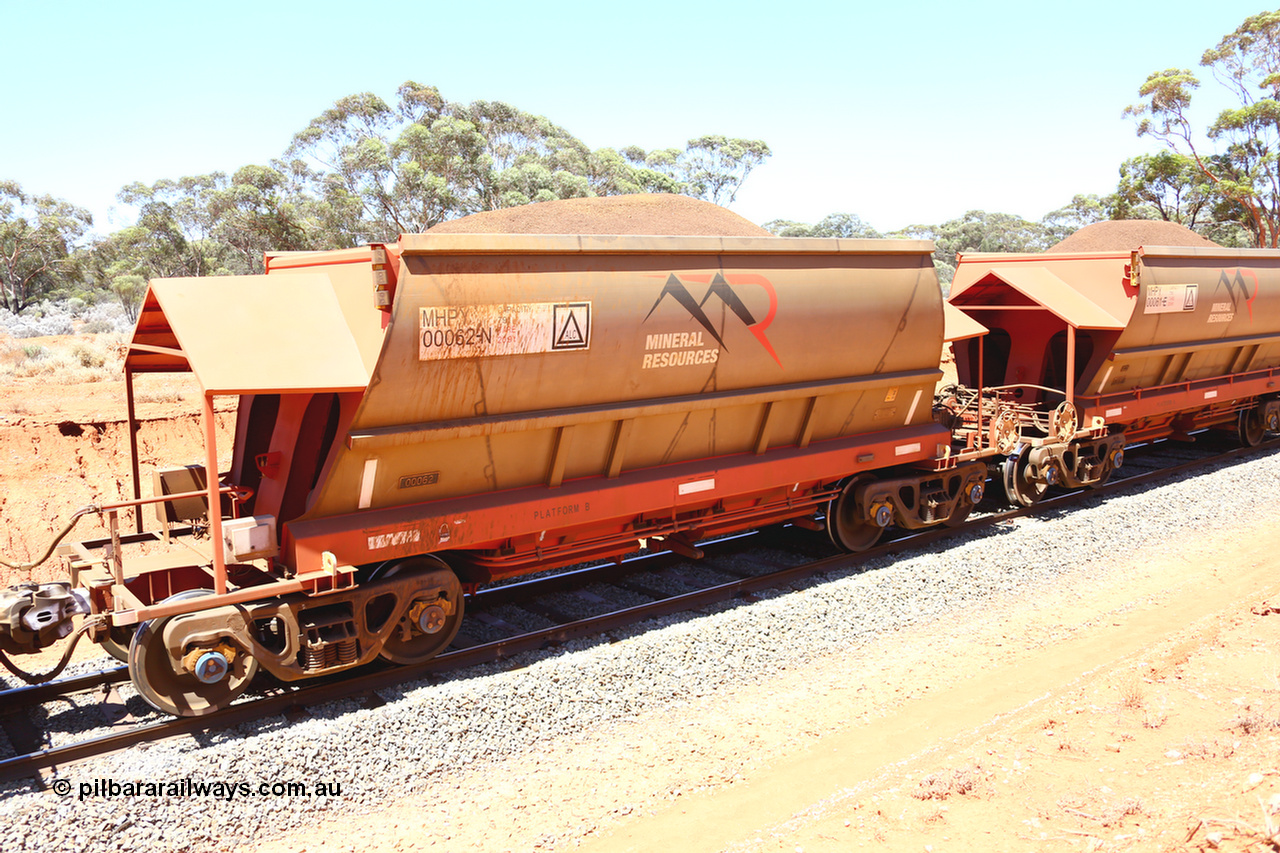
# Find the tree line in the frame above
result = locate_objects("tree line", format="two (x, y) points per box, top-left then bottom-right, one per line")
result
(0, 81), (770, 319)
(3, 10), (1277, 318)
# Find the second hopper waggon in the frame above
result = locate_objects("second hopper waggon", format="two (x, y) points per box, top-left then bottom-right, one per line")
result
(0, 232), (987, 715)
(944, 244), (1280, 504)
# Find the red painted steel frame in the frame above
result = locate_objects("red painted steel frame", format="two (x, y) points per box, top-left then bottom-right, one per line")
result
(203, 392), (227, 595)
(286, 423), (952, 581)
(103, 424), (950, 627)
(1075, 366), (1280, 436)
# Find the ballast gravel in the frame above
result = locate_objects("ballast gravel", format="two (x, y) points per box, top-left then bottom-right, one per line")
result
(1, 448), (1278, 852)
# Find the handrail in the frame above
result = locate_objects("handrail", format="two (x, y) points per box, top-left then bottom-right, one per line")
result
(96, 484), (254, 513)
(1079, 365), (1280, 406)
(94, 486), (254, 586)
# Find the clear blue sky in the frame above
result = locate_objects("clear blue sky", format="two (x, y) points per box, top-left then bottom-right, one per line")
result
(0, 0), (1270, 234)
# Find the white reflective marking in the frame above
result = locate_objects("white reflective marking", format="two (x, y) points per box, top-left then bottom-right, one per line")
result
(1204, 390), (1218, 400)
(1144, 282), (1198, 314)
(1106, 407), (1123, 418)
(904, 389), (923, 425)
(678, 478), (715, 496)
(358, 458), (378, 509)
(894, 442), (922, 457)
(366, 529), (420, 550)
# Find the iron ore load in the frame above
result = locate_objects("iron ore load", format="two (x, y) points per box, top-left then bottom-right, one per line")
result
(0, 200), (1276, 716)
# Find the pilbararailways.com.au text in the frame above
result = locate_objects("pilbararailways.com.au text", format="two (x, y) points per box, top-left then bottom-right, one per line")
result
(57, 777), (344, 801)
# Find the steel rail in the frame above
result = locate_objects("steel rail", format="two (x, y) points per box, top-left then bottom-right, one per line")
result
(1, 436), (1274, 785)
(0, 547), (711, 716)
(0, 667), (129, 708)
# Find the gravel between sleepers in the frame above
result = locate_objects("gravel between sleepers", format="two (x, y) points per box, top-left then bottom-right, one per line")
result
(1, 448), (1277, 852)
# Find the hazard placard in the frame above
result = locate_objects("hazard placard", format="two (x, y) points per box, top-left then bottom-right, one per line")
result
(419, 301), (592, 360)
(552, 303), (590, 350)
(1144, 283), (1197, 314)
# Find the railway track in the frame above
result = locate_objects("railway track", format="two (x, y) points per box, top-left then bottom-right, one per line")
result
(2, 433), (1273, 785)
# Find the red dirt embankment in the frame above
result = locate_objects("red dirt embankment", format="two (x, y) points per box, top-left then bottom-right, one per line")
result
(0, 385), (232, 585)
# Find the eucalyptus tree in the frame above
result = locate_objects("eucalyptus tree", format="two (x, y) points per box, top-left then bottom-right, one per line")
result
(763, 212), (881, 238)
(1039, 194), (1114, 245)
(287, 82), (602, 240)
(116, 174), (228, 278)
(678, 135), (771, 205)
(207, 164), (319, 272)
(621, 137), (772, 205)
(0, 180), (93, 312)
(1112, 152), (1212, 224)
(115, 165), (318, 277)
(587, 147), (684, 196)
(288, 82), (774, 240)
(1124, 10), (1280, 247)
(762, 210), (1044, 289)
(895, 210), (1050, 286)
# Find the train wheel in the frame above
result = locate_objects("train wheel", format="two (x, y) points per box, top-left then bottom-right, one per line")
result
(99, 625), (135, 663)
(1239, 406), (1266, 447)
(1001, 445), (1048, 507)
(944, 501), (973, 527)
(944, 481), (985, 527)
(128, 590), (259, 717)
(374, 557), (465, 665)
(826, 476), (884, 552)
(1087, 443), (1124, 490)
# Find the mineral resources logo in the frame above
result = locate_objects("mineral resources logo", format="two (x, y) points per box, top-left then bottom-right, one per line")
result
(1218, 268), (1258, 322)
(642, 272), (780, 369)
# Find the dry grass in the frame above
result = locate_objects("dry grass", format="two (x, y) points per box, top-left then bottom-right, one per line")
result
(1059, 796), (1146, 827)
(1117, 673), (1146, 710)
(1055, 736), (1084, 755)
(136, 387), (185, 405)
(911, 767), (982, 801)
(1177, 739), (1236, 760)
(1189, 795), (1280, 848)
(0, 334), (124, 383)
(919, 805), (946, 824)
(1142, 709), (1169, 729)
(1228, 706), (1280, 735)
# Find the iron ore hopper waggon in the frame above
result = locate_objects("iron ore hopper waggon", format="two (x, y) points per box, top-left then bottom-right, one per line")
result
(1, 204), (1277, 718)
(0, 225), (985, 716)
(945, 243), (1280, 505)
